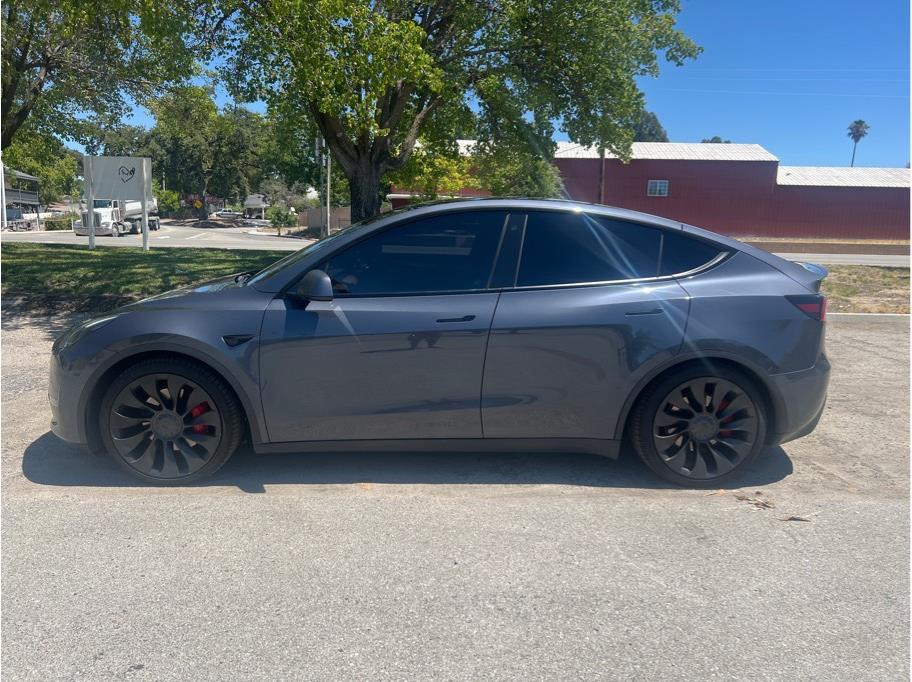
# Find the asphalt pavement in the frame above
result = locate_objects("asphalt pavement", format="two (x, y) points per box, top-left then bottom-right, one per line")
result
(2, 221), (909, 265)
(1, 312), (908, 680)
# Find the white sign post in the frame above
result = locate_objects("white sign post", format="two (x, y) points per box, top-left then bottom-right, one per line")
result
(82, 155), (153, 251)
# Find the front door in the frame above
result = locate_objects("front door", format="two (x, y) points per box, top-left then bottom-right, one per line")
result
(259, 210), (510, 443)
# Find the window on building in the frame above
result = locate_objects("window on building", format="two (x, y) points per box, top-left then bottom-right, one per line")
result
(646, 179), (669, 197)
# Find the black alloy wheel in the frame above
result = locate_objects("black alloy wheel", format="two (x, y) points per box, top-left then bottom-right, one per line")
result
(631, 366), (767, 487)
(100, 358), (243, 484)
(652, 377), (758, 480)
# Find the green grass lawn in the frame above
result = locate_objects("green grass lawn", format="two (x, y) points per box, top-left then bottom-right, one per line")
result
(1, 243), (908, 315)
(1, 243), (288, 313)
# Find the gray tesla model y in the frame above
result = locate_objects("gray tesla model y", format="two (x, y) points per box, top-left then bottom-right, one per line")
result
(49, 199), (830, 486)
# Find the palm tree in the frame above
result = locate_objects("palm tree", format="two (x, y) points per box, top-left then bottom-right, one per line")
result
(847, 120), (870, 167)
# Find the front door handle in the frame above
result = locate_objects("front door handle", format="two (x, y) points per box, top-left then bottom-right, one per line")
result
(625, 308), (665, 316)
(436, 315), (476, 323)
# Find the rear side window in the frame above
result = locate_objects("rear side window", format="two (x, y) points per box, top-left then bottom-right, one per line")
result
(660, 232), (721, 276)
(321, 211), (506, 295)
(517, 212), (662, 287)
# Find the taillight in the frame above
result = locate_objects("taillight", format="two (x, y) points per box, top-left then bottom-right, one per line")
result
(787, 295), (827, 321)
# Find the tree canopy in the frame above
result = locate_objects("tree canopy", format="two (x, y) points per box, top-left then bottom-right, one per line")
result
(634, 111), (669, 142)
(1, 0), (204, 149)
(219, 0), (699, 219)
(3, 126), (79, 204)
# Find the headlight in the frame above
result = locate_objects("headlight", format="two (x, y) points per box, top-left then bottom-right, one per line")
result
(53, 314), (122, 353)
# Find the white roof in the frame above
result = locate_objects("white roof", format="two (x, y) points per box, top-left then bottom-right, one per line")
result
(777, 166), (910, 188)
(553, 141), (778, 162)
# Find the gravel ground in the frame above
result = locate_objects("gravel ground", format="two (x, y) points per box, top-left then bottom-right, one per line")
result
(1, 311), (908, 681)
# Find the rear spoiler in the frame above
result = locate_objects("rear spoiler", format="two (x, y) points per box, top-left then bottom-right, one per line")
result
(790, 261), (829, 292)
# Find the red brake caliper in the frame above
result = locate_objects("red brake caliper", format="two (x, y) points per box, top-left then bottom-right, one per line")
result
(188, 402), (211, 433)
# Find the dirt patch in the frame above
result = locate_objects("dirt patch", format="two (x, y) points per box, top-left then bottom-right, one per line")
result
(822, 266), (910, 313)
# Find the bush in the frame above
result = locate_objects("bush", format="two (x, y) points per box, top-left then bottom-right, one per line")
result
(267, 205), (296, 228)
(153, 188), (181, 215)
(43, 219), (73, 231)
(43, 213), (79, 231)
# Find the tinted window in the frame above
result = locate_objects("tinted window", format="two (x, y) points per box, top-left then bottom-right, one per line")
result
(517, 212), (662, 287)
(660, 232), (721, 275)
(321, 211), (507, 295)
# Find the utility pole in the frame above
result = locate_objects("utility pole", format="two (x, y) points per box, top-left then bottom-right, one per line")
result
(325, 146), (331, 239)
(84, 155), (96, 250)
(0, 157), (7, 231)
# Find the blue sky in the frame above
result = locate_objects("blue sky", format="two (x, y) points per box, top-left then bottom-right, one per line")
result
(124, 0), (909, 168)
(628, 0), (910, 167)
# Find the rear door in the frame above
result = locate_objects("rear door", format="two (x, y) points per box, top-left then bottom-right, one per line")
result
(481, 210), (691, 441)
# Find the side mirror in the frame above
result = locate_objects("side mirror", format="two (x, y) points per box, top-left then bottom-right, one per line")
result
(294, 269), (334, 302)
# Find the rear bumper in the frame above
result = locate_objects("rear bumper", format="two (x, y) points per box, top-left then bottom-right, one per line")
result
(768, 352), (830, 445)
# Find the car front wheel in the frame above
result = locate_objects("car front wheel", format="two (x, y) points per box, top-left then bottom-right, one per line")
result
(630, 365), (767, 487)
(99, 358), (243, 484)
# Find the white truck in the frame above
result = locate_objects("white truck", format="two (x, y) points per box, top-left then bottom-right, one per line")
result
(73, 198), (160, 237)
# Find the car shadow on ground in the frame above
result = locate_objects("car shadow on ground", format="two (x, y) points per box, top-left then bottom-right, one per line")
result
(21, 431), (793, 493)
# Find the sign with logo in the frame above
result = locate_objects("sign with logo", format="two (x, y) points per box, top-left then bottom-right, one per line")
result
(85, 156), (150, 201)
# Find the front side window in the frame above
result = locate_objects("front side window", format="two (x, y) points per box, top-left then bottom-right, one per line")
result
(321, 211), (507, 295)
(647, 179), (669, 197)
(517, 212), (663, 287)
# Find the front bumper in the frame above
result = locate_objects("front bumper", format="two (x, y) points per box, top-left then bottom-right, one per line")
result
(48, 346), (91, 447)
(768, 352), (831, 445)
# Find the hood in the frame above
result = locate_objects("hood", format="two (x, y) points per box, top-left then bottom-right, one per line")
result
(119, 272), (250, 310)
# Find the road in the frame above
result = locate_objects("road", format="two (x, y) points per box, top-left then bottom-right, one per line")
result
(1, 312), (908, 681)
(2, 222), (909, 266)
(1, 220), (306, 252)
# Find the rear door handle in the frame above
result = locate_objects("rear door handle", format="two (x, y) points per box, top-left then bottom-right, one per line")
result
(436, 315), (476, 323)
(625, 308), (664, 316)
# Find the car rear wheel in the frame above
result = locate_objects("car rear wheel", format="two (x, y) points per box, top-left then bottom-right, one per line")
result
(630, 365), (767, 487)
(99, 358), (243, 484)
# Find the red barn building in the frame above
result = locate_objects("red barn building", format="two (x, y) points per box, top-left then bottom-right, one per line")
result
(554, 142), (909, 240)
(390, 141), (910, 240)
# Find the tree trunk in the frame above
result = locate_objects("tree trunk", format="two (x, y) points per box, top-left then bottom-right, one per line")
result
(349, 163), (382, 223)
(850, 142), (857, 167)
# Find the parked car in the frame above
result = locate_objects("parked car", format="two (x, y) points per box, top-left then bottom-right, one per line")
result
(213, 209), (241, 220)
(49, 199), (829, 486)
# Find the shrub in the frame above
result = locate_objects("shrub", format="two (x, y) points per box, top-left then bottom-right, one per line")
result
(268, 205), (296, 228)
(43, 213), (79, 231)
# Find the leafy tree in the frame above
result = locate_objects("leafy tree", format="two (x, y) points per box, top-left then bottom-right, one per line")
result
(149, 86), (218, 217)
(847, 119), (869, 167)
(1, 0), (202, 149)
(473, 140), (562, 198)
(701, 136), (731, 143)
(220, 0), (699, 221)
(634, 111), (669, 142)
(389, 140), (478, 200)
(3, 127), (79, 204)
(152, 187), (181, 214)
(208, 107), (269, 204)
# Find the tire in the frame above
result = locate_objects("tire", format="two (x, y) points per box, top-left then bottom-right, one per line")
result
(630, 364), (767, 487)
(99, 357), (244, 484)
